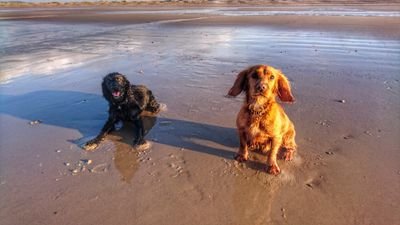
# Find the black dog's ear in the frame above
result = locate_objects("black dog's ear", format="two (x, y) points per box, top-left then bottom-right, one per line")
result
(124, 76), (131, 89)
(123, 76), (132, 98)
(101, 79), (113, 103)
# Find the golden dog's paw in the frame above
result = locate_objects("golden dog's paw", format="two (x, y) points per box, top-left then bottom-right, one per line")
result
(267, 163), (281, 175)
(282, 148), (295, 161)
(248, 144), (257, 151)
(234, 154), (248, 162)
(82, 141), (98, 151)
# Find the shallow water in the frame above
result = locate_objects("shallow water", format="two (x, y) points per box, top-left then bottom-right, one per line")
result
(2, 5), (400, 17)
(1, 17), (399, 84)
(97, 8), (400, 17)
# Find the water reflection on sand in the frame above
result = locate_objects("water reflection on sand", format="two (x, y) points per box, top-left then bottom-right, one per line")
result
(1, 18), (399, 84)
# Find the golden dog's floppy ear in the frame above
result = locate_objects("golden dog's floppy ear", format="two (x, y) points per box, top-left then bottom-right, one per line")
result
(228, 69), (249, 97)
(277, 71), (295, 102)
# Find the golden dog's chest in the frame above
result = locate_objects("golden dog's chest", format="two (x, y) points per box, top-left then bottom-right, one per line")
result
(246, 122), (272, 151)
(247, 119), (271, 142)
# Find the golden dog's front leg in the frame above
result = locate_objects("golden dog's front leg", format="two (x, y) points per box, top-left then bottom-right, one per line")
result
(234, 130), (249, 162)
(267, 137), (282, 175)
(281, 123), (297, 161)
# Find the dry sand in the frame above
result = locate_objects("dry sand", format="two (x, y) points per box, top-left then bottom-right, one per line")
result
(0, 5), (399, 225)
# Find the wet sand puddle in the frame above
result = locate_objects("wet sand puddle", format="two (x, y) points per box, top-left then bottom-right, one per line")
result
(1, 8), (399, 225)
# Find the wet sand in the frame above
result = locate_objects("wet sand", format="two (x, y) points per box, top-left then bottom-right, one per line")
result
(1, 6), (400, 225)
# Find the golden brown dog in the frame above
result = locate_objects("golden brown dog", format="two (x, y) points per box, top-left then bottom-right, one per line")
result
(228, 65), (297, 175)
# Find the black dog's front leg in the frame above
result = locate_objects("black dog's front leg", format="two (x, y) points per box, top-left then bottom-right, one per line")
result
(132, 118), (145, 146)
(130, 108), (146, 146)
(83, 115), (117, 151)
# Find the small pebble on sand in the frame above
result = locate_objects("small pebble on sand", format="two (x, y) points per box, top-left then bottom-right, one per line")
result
(343, 135), (353, 140)
(80, 159), (92, 165)
(281, 208), (287, 219)
(364, 131), (372, 136)
(29, 120), (42, 125)
(89, 163), (109, 173)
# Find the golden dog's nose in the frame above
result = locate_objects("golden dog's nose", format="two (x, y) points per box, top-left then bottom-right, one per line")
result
(257, 83), (267, 92)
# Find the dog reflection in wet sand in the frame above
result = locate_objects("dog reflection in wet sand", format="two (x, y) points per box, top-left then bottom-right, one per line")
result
(228, 65), (297, 175)
(83, 72), (164, 151)
(112, 114), (157, 183)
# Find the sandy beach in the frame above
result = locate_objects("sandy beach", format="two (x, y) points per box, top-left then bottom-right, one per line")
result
(0, 4), (399, 225)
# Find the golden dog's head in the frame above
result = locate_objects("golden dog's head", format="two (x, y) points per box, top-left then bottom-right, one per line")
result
(228, 65), (294, 103)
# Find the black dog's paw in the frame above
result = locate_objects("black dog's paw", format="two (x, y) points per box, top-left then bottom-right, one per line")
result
(132, 138), (143, 146)
(82, 139), (99, 151)
(133, 139), (151, 151)
(158, 103), (168, 112)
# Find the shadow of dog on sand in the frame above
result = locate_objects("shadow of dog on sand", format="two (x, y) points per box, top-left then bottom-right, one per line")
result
(0, 90), (237, 160)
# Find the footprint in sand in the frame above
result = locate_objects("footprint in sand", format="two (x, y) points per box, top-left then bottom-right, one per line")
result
(305, 174), (326, 190)
(343, 134), (355, 140)
(167, 154), (187, 178)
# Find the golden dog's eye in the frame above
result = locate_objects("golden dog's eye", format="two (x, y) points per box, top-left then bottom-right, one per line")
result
(270, 75), (275, 80)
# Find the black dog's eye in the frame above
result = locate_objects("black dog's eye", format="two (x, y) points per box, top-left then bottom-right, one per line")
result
(270, 75), (275, 80)
(252, 73), (258, 79)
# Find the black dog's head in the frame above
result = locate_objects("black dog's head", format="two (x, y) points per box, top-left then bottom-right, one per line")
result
(102, 72), (130, 103)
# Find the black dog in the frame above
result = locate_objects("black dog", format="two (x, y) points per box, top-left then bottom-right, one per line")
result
(83, 72), (161, 151)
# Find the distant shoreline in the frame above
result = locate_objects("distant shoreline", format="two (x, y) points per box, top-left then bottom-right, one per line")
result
(1, 1), (400, 8)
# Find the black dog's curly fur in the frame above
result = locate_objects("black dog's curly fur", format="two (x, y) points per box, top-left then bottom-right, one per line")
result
(84, 72), (160, 150)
